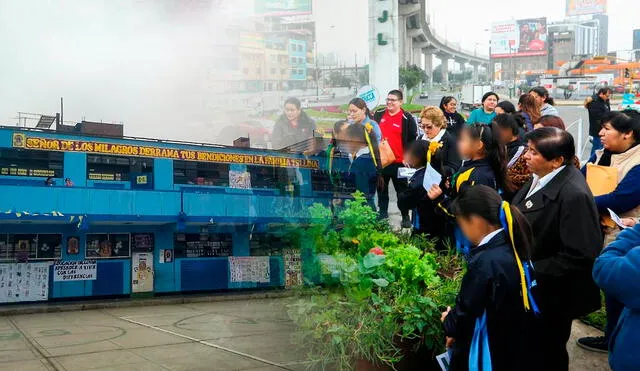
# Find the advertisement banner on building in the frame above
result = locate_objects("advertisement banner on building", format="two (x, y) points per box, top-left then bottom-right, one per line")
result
(53, 260), (97, 282)
(254, 0), (312, 17)
(566, 0), (607, 16)
(491, 18), (547, 58)
(132, 252), (154, 293)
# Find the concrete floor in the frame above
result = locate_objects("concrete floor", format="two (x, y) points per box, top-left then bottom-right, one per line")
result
(0, 297), (609, 370)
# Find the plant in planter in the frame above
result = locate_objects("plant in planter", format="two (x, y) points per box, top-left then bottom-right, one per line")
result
(288, 193), (464, 370)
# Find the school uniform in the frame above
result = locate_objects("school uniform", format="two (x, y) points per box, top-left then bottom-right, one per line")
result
(349, 147), (378, 211)
(444, 230), (536, 371)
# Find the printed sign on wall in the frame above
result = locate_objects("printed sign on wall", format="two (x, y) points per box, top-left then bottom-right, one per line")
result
(53, 260), (97, 282)
(283, 249), (302, 288)
(229, 257), (270, 283)
(132, 252), (154, 293)
(0, 263), (49, 303)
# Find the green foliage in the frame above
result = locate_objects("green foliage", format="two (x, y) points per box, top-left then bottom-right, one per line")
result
(289, 193), (465, 369)
(399, 64), (427, 93)
(581, 291), (606, 331)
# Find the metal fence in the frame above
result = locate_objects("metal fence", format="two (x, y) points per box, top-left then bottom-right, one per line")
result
(565, 118), (591, 162)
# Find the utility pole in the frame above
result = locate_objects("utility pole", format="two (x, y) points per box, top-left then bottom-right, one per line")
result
(355, 52), (359, 89)
(314, 41), (319, 101)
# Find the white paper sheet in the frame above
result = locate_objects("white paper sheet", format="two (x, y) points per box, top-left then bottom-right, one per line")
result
(608, 208), (631, 229)
(422, 163), (442, 191)
(436, 351), (450, 371)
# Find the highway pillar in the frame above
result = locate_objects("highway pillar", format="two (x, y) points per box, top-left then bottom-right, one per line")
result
(369, 0), (399, 97)
(423, 49), (433, 87)
(439, 56), (449, 84)
(471, 63), (480, 82)
(412, 48), (422, 67)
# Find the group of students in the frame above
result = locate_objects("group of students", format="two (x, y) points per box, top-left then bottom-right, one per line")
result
(309, 87), (640, 370)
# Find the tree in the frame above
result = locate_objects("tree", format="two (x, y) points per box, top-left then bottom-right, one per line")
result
(399, 64), (427, 92)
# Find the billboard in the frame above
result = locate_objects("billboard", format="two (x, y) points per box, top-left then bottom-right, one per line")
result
(566, 0), (607, 16)
(491, 18), (547, 58)
(254, 0), (312, 17)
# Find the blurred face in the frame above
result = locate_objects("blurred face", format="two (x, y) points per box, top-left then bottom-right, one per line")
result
(495, 106), (505, 115)
(456, 215), (488, 246)
(533, 123), (544, 129)
(599, 91), (612, 102)
(483, 95), (498, 112)
(457, 129), (484, 160)
(497, 126), (515, 144)
(404, 152), (421, 169)
(599, 122), (633, 152)
(444, 99), (457, 114)
(284, 103), (301, 121)
(525, 141), (561, 177)
(386, 94), (402, 113)
(348, 104), (366, 123)
(420, 119), (442, 140)
(530, 91), (545, 106)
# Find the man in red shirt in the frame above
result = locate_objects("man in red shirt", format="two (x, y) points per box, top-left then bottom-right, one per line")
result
(373, 90), (418, 227)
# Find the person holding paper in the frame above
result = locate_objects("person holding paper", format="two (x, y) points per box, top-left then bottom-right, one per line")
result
(577, 110), (640, 354)
(494, 114), (531, 201)
(398, 141), (448, 249)
(419, 106), (461, 177)
(427, 124), (507, 254)
(511, 128), (602, 370)
(441, 185), (538, 371)
(592, 224), (640, 371)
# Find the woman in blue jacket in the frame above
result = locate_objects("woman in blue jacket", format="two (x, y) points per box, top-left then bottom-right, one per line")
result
(593, 225), (640, 371)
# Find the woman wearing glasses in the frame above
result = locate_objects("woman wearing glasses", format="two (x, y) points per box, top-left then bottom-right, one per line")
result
(439, 96), (466, 137)
(419, 106), (461, 176)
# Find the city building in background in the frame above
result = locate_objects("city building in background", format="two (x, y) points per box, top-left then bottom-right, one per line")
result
(634, 29), (640, 61)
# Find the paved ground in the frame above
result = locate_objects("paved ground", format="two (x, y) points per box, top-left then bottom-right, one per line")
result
(0, 297), (609, 370)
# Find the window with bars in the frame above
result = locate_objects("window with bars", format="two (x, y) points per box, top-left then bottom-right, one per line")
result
(87, 155), (153, 181)
(0, 234), (62, 261)
(0, 149), (63, 178)
(173, 161), (230, 186)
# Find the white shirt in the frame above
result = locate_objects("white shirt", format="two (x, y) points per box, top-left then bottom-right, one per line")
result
(422, 128), (446, 143)
(526, 165), (566, 199)
(478, 228), (504, 247)
(349, 147), (371, 163)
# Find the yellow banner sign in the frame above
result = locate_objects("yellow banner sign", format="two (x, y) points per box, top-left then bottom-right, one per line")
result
(12, 133), (319, 170)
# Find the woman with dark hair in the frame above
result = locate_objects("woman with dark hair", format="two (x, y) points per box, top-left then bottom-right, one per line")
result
(495, 101), (516, 115)
(348, 98), (382, 143)
(467, 92), (499, 125)
(530, 86), (559, 117)
(512, 127), (602, 370)
(427, 124), (507, 253)
(439, 96), (466, 136)
(535, 115), (566, 130)
(442, 185), (538, 371)
(493, 114), (531, 198)
(272, 97), (317, 150)
(344, 123), (378, 210)
(517, 94), (541, 131)
(576, 111), (640, 353)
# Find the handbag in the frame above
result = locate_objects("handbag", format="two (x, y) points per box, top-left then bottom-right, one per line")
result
(469, 311), (492, 371)
(378, 139), (395, 168)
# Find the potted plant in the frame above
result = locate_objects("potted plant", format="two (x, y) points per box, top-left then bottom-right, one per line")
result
(288, 193), (463, 370)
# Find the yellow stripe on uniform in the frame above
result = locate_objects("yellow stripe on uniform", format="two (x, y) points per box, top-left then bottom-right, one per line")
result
(502, 201), (531, 312)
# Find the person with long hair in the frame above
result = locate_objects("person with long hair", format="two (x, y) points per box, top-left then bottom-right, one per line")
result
(442, 185), (538, 371)
(272, 97), (317, 150)
(512, 128), (602, 370)
(373, 90), (418, 227)
(439, 96), (466, 136)
(530, 86), (559, 117)
(427, 124), (508, 253)
(495, 101), (516, 115)
(467, 92), (499, 125)
(584, 87), (612, 157)
(343, 123), (378, 211)
(493, 114), (531, 199)
(517, 94), (542, 131)
(576, 111), (640, 354)
(348, 98), (382, 143)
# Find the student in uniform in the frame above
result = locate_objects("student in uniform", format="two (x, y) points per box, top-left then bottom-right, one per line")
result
(427, 123), (507, 253)
(442, 185), (539, 371)
(344, 124), (378, 211)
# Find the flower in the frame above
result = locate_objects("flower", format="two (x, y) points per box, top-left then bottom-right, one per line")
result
(369, 247), (384, 256)
(428, 141), (443, 155)
(352, 239), (360, 245)
(364, 123), (373, 134)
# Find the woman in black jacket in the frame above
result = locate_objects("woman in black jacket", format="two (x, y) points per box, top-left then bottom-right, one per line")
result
(439, 96), (466, 137)
(442, 185), (538, 371)
(512, 127), (602, 370)
(419, 106), (461, 175)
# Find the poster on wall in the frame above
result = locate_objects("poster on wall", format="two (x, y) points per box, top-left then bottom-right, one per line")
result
(229, 257), (270, 283)
(132, 252), (154, 293)
(283, 249), (302, 288)
(0, 263), (49, 303)
(229, 171), (251, 189)
(490, 18), (547, 58)
(86, 234), (131, 258)
(53, 260), (97, 282)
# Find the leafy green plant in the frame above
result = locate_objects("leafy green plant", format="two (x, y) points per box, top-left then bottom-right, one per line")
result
(289, 194), (465, 370)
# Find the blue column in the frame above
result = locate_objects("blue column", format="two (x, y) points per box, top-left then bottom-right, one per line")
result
(154, 159), (173, 191)
(63, 153), (87, 187)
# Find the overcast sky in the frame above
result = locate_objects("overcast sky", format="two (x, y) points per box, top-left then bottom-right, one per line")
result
(316, 0), (640, 65)
(0, 0), (637, 140)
